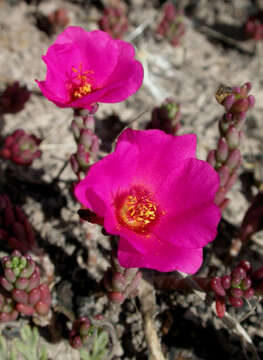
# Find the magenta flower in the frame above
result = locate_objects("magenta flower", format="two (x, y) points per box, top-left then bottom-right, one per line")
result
(36, 27), (143, 109)
(75, 129), (221, 273)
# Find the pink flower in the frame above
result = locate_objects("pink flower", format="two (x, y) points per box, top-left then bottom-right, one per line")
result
(36, 27), (143, 109)
(75, 129), (221, 273)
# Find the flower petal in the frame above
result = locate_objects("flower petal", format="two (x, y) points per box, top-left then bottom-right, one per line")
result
(74, 143), (139, 217)
(96, 40), (144, 102)
(118, 235), (203, 273)
(115, 129), (197, 190)
(152, 158), (221, 248)
(52, 28), (119, 86)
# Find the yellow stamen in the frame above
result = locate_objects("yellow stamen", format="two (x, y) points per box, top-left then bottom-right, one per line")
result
(69, 64), (94, 100)
(117, 192), (159, 233)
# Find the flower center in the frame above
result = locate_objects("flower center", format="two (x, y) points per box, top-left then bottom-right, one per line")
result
(115, 187), (160, 233)
(68, 64), (94, 101)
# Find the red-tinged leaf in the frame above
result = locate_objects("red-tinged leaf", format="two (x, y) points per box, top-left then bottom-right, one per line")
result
(216, 296), (226, 318)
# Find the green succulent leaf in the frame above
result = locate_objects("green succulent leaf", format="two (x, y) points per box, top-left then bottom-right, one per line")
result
(0, 335), (17, 360)
(15, 325), (47, 360)
(0, 336), (7, 358)
(92, 331), (108, 358)
(39, 346), (48, 360)
(79, 329), (109, 360)
(0, 325), (47, 360)
(9, 348), (17, 360)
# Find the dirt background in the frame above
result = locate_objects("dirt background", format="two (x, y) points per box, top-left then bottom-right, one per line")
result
(1, 0), (263, 359)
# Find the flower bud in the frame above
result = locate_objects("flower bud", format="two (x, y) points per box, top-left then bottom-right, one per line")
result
(211, 277), (226, 296)
(214, 187), (227, 206)
(223, 94), (235, 111)
(27, 270), (40, 292)
(247, 96), (255, 111)
(226, 126), (239, 149)
(216, 138), (228, 162)
(112, 273), (126, 292)
(79, 320), (91, 337)
(79, 129), (93, 148)
(243, 288), (254, 299)
(28, 288), (41, 306)
(15, 277), (29, 290)
(231, 288), (243, 298)
(219, 198), (229, 212)
(221, 275), (231, 290)
(241, 278), (252, 290)
(0, 277), (13, 291)
(0, 310), (18, 322)
(12, 289), (28, 304)
(83, 115), (95, 131)
(2, 258), (12, 268)
(225, 113), (233, 122)
(228, 297), (243, 308)
(38, 284), (51, 307)
(70, 154), (80, 174)
(247, 95), (255, 109)
(231, 266), (246, 281)
(4, 269), (16, 283)
(218, 166), (230, 187)
(35, 301), (50, 316)
(0, 313), (9, 322)
(243, 82), (252, 93)
(16, 303), (35, 316)
(70, 335), (83, 349)
(239, 260), (252, 273)
(231, 98), (250, 113)
(225, 172), (239, 192)
(20, 259), (35, 278)
(108, 291), (125, 304)
(215, 296), (226, 318)
(225, 149), (241, 170)
(231, 277), (241, 288)
(207, 150), (217, 167)
(76, 144), (90, 169)
(69, 316), (95, 349)
(71, 120), (81, 139)
(234, 111), (246, 128)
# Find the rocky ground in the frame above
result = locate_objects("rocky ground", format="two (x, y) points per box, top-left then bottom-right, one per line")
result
(1, 0), (263, 359)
